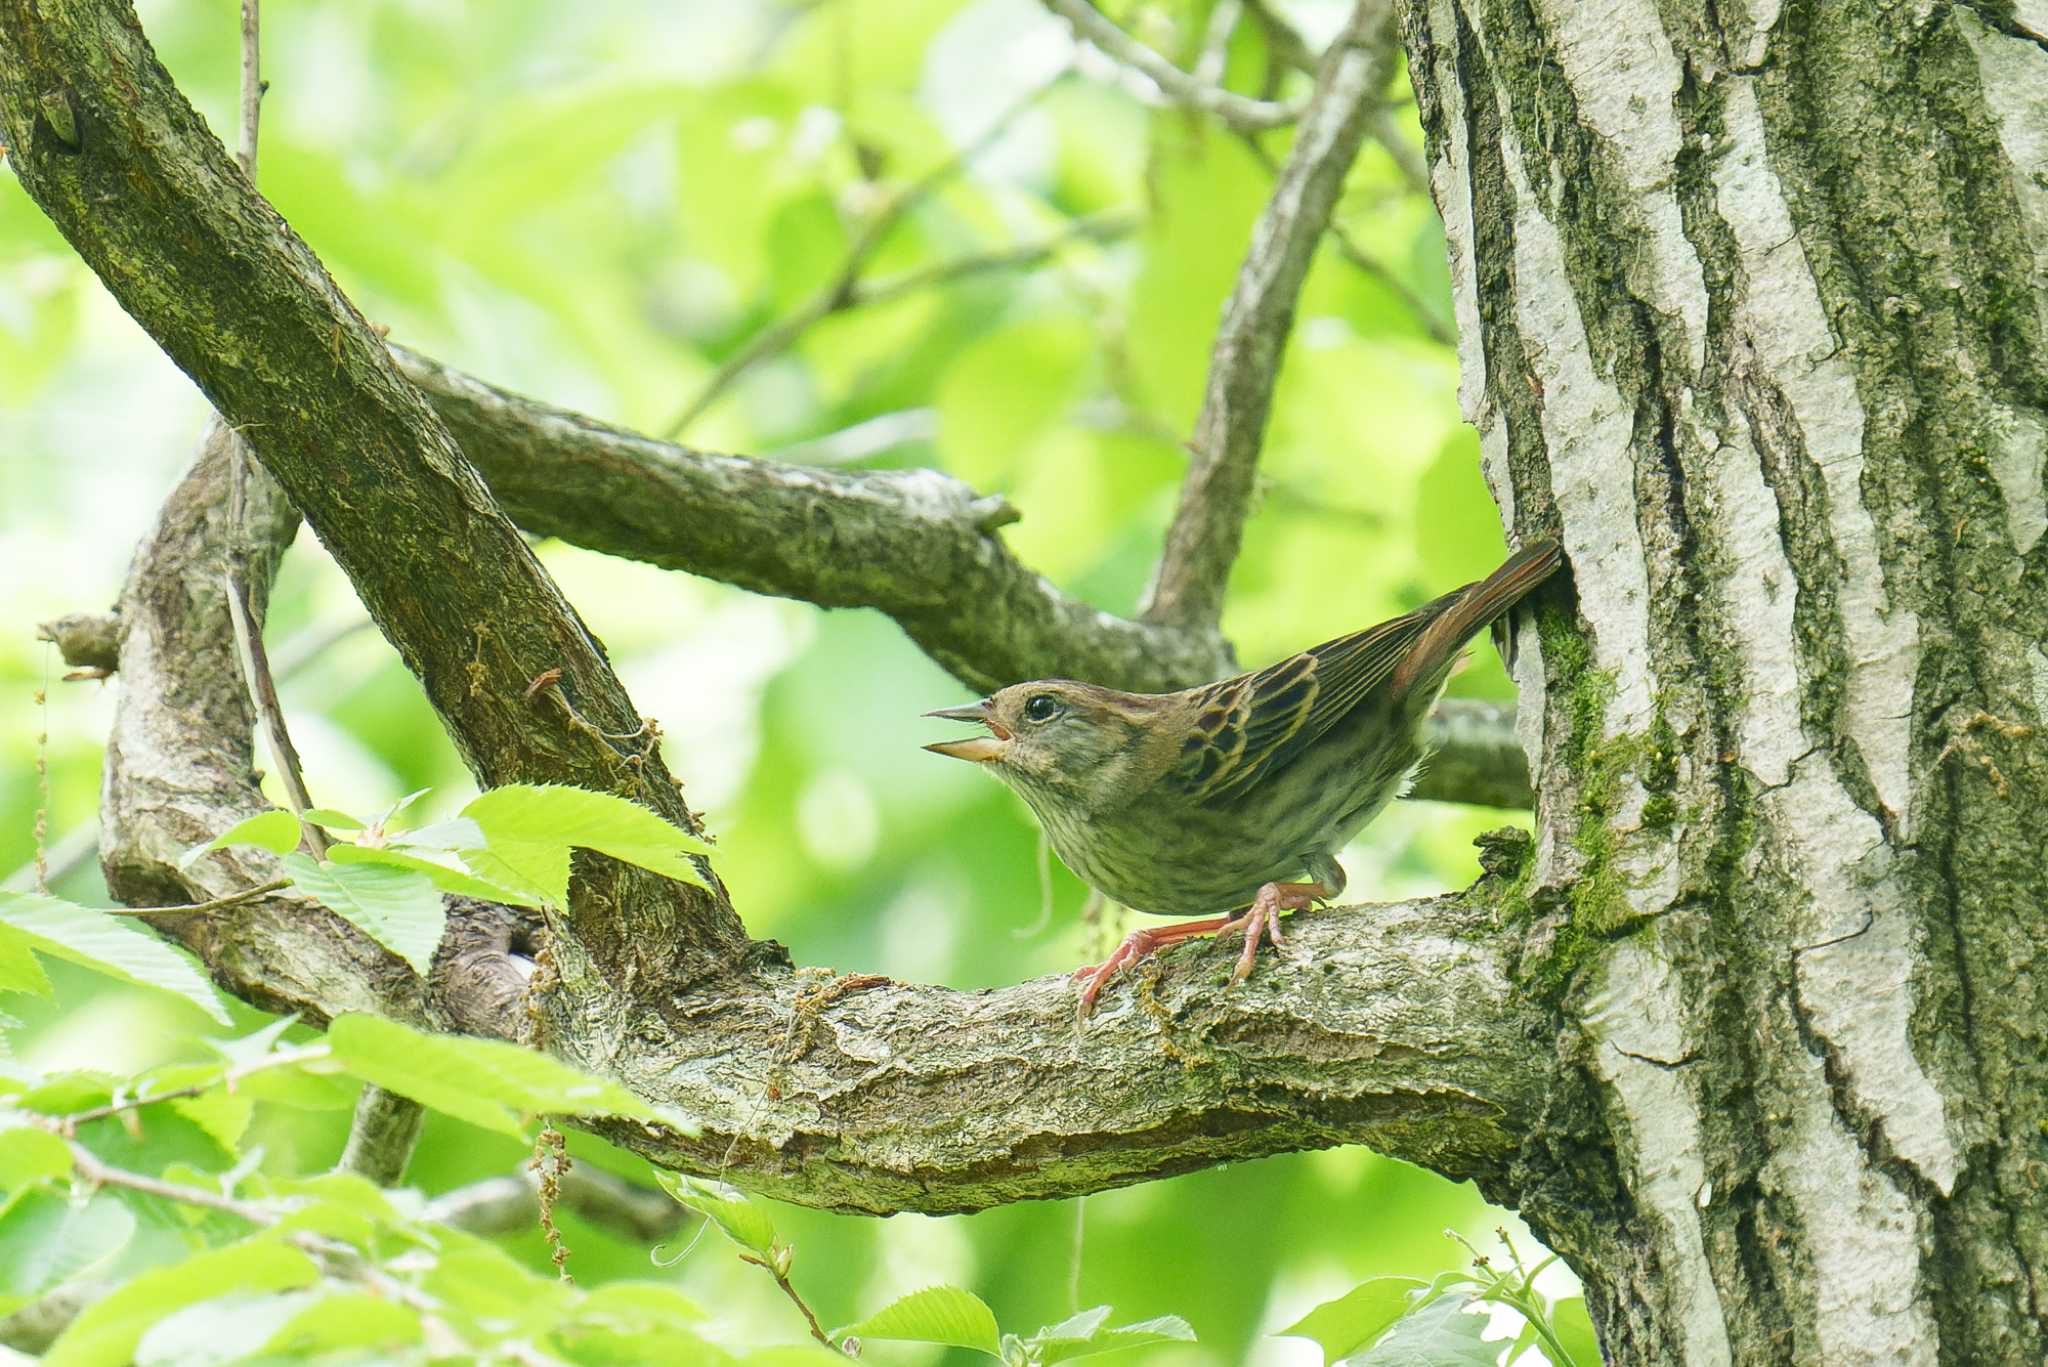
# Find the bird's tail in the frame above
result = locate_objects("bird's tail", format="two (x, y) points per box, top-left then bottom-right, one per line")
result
(1391, 538), (1564, 693)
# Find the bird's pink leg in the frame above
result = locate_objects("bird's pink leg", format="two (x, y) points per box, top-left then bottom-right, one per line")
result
(1217, 879), (1329, 983)
(1072, 915), (1233, 1019)
(1070, 879), (1332, 1018)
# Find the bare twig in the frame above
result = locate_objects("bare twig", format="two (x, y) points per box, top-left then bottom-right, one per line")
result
(1141, 0), (1398, 628)
(424, 1164), (689, 1242)
(236, 0), (260, 176)
(55, 1036), (326, 1127)
(739, 1250), (846, 1356)
(68, 1140), (279, 1224)
(1046, 0), (1306, 130)
(223, 565), (326, 857)
(1233, 132), (1455, 346)
(99, 876), (294, 918)
(1240, 0), (1427, 194)
(335, 1082), (427, 1186)
(661, 71), (1072, 439)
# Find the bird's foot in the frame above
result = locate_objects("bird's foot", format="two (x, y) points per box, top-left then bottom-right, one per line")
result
(1217, 879), (1329, 984)
(1070, 878), (1332, 1019)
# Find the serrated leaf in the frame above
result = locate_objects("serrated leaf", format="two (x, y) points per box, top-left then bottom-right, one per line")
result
(1280, 1277), (1432, 1364)
(1544, 1297), (1600, 1367)
(282, 853), (445, 975)
(651, 1171), (779, 1258)
(170, 1089), (254, 1154)
(0, 928), (52, 997)
(462, 784), (712, 892)
(1022, 1306), (1197, 1363)
(324, 1014), (665, 1138)
(830, 1286), (1000, 1357)
(178, 810), (302, 869)
(461, 838), (573, 907)
(328, 840), (543, 906)
(0, 892), (228, 1023)
(0, 1124), (73, 1189)
(1338, 1291), (1496, 1367)
(299, 807), (366, 831)
(0, 1190), (135, 1316)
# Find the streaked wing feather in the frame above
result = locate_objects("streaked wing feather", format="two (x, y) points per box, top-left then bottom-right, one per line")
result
(1171, 592), (1460, 802)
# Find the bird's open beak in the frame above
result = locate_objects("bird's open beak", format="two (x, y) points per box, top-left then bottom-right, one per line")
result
(922, 702), (1009, 763)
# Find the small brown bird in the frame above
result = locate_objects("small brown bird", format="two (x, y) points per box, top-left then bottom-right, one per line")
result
(925, 538), (1562, 1017)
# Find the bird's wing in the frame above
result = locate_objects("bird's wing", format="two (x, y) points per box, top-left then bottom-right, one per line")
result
(1168, 591), (1461, 803)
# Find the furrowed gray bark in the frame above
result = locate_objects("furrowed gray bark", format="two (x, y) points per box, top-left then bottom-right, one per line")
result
(1406, 0), (2048, 1360)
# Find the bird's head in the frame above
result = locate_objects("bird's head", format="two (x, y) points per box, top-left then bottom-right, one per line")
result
(924, 680), (1162, 810)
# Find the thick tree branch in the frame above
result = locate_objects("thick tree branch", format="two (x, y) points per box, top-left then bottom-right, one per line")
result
(392, 347), (1234, 696)
(1141, 0), (1397, 628)
(0, 0), (744, 979)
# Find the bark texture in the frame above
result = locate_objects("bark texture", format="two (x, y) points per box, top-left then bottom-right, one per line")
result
(1405, 0), (2048, 1360)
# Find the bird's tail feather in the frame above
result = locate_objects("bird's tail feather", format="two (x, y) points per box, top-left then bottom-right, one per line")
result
(1392, 538), (1564, 692)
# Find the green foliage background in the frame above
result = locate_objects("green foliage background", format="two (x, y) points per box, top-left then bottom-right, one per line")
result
(0, 0), (1573, 1361)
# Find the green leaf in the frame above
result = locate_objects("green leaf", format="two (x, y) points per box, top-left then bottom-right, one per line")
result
(1020, 1306), (1197, 1363)
(328, 840), (544, 907)
(282, 853), (445, 975)
(461, 838), (573, 907)
(45, 1237), (319, 1367)
(264, 1290), (422, 1357)
(651, 1171), (779, 1258)
(0, 1123), (73, 1190)
(134, 1290), (315, 1367)
(169, 1089), (254, 1155)
(324, 1014), (667, 1138)
(178, 810), (302, 869)
(299, 807), (366, 831)
(1279, 1277), (1432, 1364)
(1544, 1297), (1600, 1367)
(830, 1285), (1001, 1357)
(1338, 1291), (1496, 1367)
(0, 928), (52, 997)
(0, 892), (229, 1023)
(462, 784), (713, 896)
(0, 1189), (133, 1314)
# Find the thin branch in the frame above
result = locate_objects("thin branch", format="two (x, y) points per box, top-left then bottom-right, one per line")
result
(236, 0), (260, 175)
(740, 1251), (846, 1356)
(1241, 0), (1427, 194)
(224, 564), (326, 856)
(1141, 0), (1399, 629)
(1233, 131), (1455, 346)
(424, 1165), (689, 1243)
(98, 876), (293, 918)
(335, 1082), (426, 1186)
(55, 1037), (325, 1127)
(1046, 0), (1307, 130)
(661, 70), (1072, 439)
(68, 1140), (279, 1224)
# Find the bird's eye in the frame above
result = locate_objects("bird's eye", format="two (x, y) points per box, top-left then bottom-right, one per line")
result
(1022, 693), (1061, 723)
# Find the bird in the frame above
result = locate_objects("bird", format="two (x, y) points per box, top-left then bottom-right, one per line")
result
(923, 538), (1563, 1018)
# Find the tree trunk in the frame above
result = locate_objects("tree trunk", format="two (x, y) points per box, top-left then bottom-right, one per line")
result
(1404, 0), (2048, 1361)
